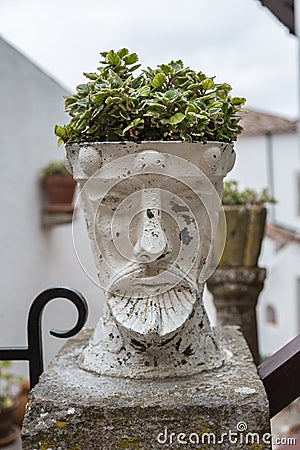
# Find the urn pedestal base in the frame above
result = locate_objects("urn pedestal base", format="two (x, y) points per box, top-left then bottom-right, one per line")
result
(207, 267), (266, 365)
(22, 327), (270, 450)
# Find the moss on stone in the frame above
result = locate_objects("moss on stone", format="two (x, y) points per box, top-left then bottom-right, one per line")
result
(249, 444), (265, 450)
(117, 437), (142, 449)
(40, 439), (81, 450)
(40, 440), (57, 450)
(56, 420), (68, 429)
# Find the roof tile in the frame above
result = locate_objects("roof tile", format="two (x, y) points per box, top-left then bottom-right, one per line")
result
(240, 110), (298, 137)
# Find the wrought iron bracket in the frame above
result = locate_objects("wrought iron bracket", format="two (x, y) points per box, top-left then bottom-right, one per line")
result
(0, 286), (88, 388)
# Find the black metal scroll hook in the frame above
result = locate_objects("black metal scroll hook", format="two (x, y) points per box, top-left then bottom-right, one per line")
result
(0, 286), (88, 388)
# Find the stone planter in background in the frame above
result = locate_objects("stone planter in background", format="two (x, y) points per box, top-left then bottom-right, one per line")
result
(207, 204), (267, 365)
(216, 204), (267, 267)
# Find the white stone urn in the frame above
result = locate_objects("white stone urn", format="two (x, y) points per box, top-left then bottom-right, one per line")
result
(66, 141), (235, 378)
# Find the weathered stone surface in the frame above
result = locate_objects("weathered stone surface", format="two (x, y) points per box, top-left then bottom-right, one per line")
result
(214, 205), (267, 267)
(22, 327), (271, 449)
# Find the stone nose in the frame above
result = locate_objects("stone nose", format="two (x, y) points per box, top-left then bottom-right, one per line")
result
(133, 190), (167, 263)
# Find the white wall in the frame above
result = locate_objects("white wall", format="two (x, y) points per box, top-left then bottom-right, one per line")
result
(257, 240), (300, 357)
(271, 133), (300, 228)
(0, 37), (104, 377)
(229, 135), (269, 191)
(230, 133), (300, 229)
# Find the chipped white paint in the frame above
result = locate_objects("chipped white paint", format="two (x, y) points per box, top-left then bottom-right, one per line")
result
(133, 188), (167, 262)
(66, 141), (235, 378)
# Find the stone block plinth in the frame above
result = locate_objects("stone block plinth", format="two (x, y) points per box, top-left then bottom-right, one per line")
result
(22, 327), (271, 450)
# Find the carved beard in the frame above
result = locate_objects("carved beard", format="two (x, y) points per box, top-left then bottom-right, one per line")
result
(107, 279), (199, 343)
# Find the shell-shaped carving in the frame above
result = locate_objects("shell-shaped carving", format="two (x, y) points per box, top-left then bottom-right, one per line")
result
(108, 288), (196, 338)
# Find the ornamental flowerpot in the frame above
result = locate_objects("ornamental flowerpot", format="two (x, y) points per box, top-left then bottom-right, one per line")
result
(56, 47), (245, 378)
(65, 140), (236, 378)
(42, 175), (76, 213)
(215, 204), (267, 267)
(207, 203), (267, 365)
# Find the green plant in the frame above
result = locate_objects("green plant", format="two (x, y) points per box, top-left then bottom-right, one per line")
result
(0, 361), (23, 409)
(55, 48), (246, 145)
(42, 161), (69, 176)
(222, 180), (276, 205)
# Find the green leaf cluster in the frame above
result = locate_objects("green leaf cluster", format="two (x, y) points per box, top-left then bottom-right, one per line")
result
(55, 48), (246, 145)
(0, 361), (24, 409)
(222, 181), (276, 205)
(42, 161), (69, 176)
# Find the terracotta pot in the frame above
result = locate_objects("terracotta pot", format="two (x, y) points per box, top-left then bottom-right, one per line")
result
(13, 380), (30, 427)
(0, 400), (20, 447)
(215, 204), (267, 267)
(42, 175), (76, 213)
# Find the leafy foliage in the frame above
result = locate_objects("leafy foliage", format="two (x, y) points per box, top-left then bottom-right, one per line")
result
(222, 181), (276, 205)
(0, 361), (23, 408)
(55, 48), (246, 144)
(42, 161), (69, 176)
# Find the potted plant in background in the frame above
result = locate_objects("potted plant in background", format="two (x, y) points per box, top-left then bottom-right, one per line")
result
(0, 361), (25, 447)
(41, 161), (77, 214)
(215, 180), (276, 267)
(207, 180), (276, 365)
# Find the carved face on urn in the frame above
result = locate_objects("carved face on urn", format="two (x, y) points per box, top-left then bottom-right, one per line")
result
(66, 142), (235, 343)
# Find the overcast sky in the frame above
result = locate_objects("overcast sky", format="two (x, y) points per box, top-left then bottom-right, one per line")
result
(0, 0), (298, 119)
